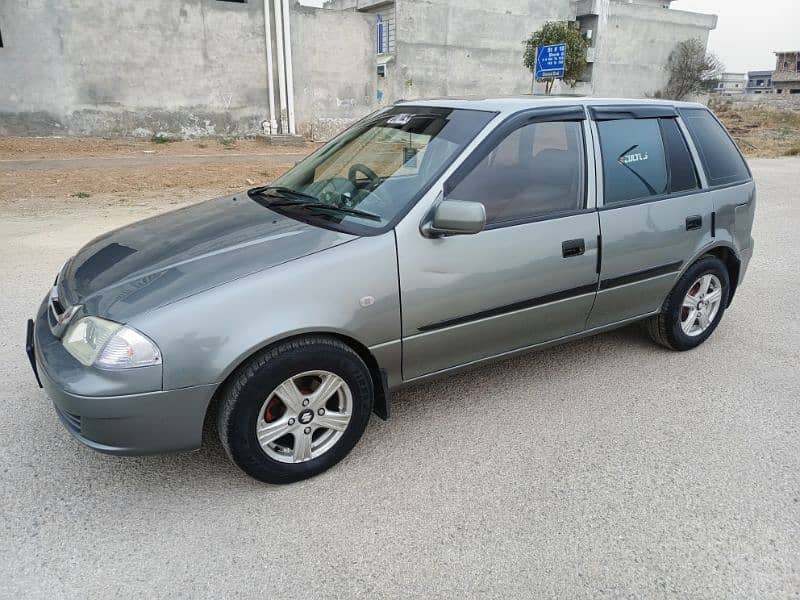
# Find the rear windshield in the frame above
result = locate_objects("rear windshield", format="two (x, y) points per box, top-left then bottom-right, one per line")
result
(679, 108), (750, 187)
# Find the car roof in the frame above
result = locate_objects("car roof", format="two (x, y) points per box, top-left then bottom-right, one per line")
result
(394, 96), (706, 115)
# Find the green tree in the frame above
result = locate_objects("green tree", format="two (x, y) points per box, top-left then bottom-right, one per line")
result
(523, 22), (589, 94)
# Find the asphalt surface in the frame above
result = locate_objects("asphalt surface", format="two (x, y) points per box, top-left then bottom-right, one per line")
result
(1, 158), (798, 599)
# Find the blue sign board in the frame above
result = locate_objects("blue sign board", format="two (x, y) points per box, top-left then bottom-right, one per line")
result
(535, 43), (566, 79)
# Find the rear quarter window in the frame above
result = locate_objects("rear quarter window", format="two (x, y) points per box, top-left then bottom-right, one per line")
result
(659, 118), (699, 193)
(679, 108), (751, 187)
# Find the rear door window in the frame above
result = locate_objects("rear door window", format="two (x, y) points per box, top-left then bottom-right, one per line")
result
(597, 119), (668, 205)
(678, 108), (750, 187)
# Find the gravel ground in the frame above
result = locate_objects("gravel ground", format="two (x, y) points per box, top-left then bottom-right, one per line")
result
(0, 136), (315, 204)
(0, 136), (317, 160)
(1, 159), (798, 599)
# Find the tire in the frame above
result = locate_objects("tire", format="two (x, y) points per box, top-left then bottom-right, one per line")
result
(646, 255), (730, 351)
(217, 336), (373, 484)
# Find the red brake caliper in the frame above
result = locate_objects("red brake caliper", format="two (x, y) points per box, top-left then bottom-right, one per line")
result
(682, 282), (700, 321)
(264, 397), (282, 423)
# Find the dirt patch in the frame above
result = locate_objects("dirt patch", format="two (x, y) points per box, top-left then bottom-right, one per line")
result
(0, 136), (318, 161)
(0, 136), (318, 205)
(0, 160), (296, 206)
(714, 103), (800, 158)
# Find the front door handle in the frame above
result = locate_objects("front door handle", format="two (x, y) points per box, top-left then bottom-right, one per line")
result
(562, 239), (586, 258)
(686, 215), (702, 231)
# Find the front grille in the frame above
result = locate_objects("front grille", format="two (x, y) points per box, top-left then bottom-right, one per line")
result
(51, 296), (66, 316)
(54, 404), (82, 434)
(48, 280), (81, 337)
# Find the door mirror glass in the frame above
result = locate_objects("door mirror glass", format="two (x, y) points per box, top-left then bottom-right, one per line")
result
(424, 199), (486, 237)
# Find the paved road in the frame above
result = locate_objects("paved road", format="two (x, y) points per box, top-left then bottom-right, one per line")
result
(1, 159), (798, 599)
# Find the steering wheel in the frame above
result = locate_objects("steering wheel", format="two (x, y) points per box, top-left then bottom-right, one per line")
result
(348, 163), (381, 188)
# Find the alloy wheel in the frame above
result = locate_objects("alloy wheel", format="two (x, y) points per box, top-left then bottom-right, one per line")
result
(256, 370), (353, 463)
(680, 274), (723, 337)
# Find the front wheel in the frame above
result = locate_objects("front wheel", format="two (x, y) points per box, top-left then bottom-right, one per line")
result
(646, 255), (730, 351)
(217, 336), (373, 484)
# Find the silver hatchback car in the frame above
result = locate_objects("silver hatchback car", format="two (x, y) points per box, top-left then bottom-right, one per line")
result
(28, 98), (755, 483)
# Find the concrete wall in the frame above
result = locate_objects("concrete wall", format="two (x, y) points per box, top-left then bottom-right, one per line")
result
(588, 1), (718, 98)
(379, 0), (715, 103)
(291, 4), (376, 140)
(0, 0), (271, 137)
(0, 0), (717, 138)
(0, 0), (375, 138)
(726, 94), (800, 110)
(384, 0), (572, 103)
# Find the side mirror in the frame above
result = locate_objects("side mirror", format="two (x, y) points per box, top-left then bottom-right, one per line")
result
(423, 199), (486, 237)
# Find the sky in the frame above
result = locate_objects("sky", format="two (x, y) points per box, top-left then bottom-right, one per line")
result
(653, 0), (796, 73)
(299, 0), (796, 73)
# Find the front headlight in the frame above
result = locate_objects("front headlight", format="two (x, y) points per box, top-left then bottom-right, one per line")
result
(62, 317), (162, 369)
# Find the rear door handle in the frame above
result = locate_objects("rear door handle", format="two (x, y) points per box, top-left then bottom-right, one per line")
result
(562, 239), (585, 258)
(686, 215), (702, 231)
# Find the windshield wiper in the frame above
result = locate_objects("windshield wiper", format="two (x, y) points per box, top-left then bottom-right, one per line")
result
(248, 185), (320, 203)
(280, 202), (382, 222)
(249, 186), (381, 222)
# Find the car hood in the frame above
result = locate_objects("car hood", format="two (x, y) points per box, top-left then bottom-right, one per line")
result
(59, 194), (356, 321)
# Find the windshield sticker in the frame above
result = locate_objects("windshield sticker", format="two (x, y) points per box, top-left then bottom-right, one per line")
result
(619, 152), (649, 165)
(387, 113), (414, 126)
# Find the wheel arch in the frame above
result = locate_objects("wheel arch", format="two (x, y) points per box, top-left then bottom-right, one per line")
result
(700, 245), (741, 307)
(204, 331), (391, 436)
(674, 242), (742, 309)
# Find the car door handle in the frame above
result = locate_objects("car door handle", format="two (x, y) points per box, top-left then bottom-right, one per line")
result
(562, 239), (586, 258)
(686, 215), (702, 231)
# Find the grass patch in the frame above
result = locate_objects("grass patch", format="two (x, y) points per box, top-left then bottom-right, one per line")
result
(70, 192), (91, 198)
(151, 134), (174, 144)
(221, 138), (237, 149)
(716, 104), (800, 158)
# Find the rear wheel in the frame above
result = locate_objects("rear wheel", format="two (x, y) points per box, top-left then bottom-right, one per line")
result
(647, 255), (730, 351)
(217, 336), (373, 483)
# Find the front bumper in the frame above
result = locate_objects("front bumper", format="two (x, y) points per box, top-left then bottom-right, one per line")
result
(31, 298), (217, 455)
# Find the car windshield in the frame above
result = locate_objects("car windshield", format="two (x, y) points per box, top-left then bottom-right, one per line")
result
(249, 106), (496, 234)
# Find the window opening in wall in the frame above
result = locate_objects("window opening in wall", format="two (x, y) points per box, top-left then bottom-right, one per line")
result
(377, 65), (386, 78)
(373, 5), (395, 55)
(377, 15), (385, 54)
(0, 24), (4, 48)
